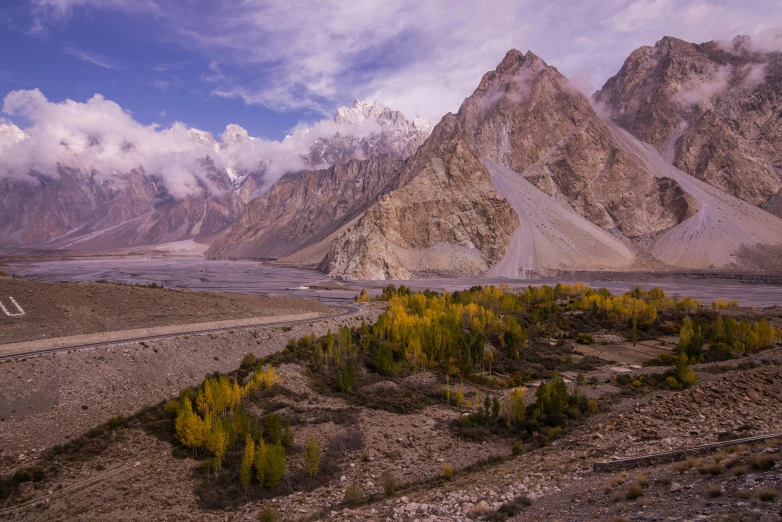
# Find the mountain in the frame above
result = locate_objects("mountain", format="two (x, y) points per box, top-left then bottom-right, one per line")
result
(321, 46), (782, 279)
(595, 35), (782, 212)
(207, 101), (432, 262)
(303, 99), (431, 166)
(206, 155), (405, 262)
(0, 100), (428, 253)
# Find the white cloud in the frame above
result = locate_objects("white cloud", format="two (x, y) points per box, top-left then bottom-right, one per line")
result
(63, 46), (116, 69)
(0, 89), (388, 198)
(677, 64), (732, 106)
(21, 1), (782, 126)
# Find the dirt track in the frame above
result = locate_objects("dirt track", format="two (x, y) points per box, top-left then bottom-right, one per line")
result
(0, 277), (330, 345)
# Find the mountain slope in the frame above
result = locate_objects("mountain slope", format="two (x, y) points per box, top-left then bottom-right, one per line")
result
(206, 155), (405, 260)
(321, 113), (519, 279)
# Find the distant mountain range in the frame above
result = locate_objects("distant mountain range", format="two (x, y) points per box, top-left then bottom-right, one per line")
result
(0, 99), (430, 253)
(3, 35), (782, 278)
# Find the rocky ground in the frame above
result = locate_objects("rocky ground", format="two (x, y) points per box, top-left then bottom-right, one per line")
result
(1, 326), (780, 520)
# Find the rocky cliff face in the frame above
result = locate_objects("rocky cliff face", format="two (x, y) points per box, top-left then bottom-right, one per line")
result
(459, 49), (697, 238)
(321, 114), (519, 279)
(208, 101), (431, 262)
(206, 155), (406, 259)
(596, 36), (782, 209)
(323, 45), (782, 279)
(0, 161), (246, 250)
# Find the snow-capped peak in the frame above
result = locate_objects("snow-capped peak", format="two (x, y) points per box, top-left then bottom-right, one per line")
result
(187, 128), (216, 147)
(221, 124), (253, 148)
(335, 98), (384, 124)
(0, 122), (26, 144)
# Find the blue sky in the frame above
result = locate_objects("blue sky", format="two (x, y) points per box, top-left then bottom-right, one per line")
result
(1, 0), (781, 141)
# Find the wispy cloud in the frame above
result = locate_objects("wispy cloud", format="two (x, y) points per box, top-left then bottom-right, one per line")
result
(151, 61), (189, 73)
(20, 0), (782, 123)
(63, 46), (116, 69)
(28, 0), (161, 33)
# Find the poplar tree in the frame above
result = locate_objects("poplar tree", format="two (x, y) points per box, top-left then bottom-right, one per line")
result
(240, 436), (255, 491)
(305, 436), (321, 478)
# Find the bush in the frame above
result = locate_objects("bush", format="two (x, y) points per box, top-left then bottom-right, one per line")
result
(343, 483), (363, 505)
(258, 506), (280, 522)
(665, 376), (683, 390)
(755, 488), (778, 501)
(512, 440), (522, 456)
(748, 455), (776, 471)
(700, 463), (724, 475)
(305, 436), (320, 478)
(706, 484), (722, 498)
(441, 464), (453, 480)
(486, 495), (532, 521)
(381, 471), (395, 496)
(625, 484), (644, 500)
(242, 353), (257, 368)
(576, 333), (595, 345)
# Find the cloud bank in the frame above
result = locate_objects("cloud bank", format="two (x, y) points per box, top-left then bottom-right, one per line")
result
(0, 89), (384, 198)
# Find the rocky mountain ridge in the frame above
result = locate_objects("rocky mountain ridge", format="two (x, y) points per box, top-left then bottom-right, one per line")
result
(320, 43), (782, 279)
(0, 100), (429, 252)
(595, 35), (782, 212)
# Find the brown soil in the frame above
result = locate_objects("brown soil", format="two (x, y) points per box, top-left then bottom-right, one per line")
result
(0, 277), (330, 345)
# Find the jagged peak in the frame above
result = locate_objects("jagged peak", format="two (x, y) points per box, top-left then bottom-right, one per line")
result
(0, 121), (26, 144)
(220, 124), (253, 148)
(187, 127), (216, 146)
(496, 49), (550, 76)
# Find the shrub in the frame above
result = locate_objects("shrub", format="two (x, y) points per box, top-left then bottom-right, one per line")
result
(700, 463), (724, 475)
(635, 473), (649, 488)
(625, 484), (644, 500)
(735, 489), (752, 499)
(381, 471), (395, 496)
(343, 483), (363, 505)
(748, 455), (776, 471)
(486, 495), (532, 521)
(733, 465), (748, 476)
(242, 353), (257, 368)
(258, 506), (280, 522)
(441, 464), (453, 480)
(706, 484), (722, 498)
(665, 376), (683, 390)
(755, 488), (778, 501)
(163, 400), (179, 417)
(678, 456), (701, 472)
(512, 440), (522, 456)
(576, 333), (595, 345)
(305, 436), (320, 478)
